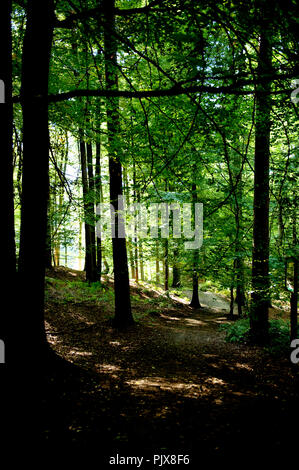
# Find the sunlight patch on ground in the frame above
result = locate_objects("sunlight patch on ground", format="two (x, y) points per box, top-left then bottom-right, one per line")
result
(96, 363), (121, 373)
(205, 377), (226, 386)
(183, 318), (206, 326)
(109, 341), (121, 346)
(160, 314), (181, 321)
(126, 375), (227, 398)
(234, 363), (253, 371)
(69, 349), (93, 357)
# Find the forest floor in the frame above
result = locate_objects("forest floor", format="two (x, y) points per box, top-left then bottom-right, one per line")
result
(40, 266), (298, 465)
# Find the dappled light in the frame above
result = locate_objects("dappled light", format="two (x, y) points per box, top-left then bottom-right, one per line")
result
(5, 0), (298, 462)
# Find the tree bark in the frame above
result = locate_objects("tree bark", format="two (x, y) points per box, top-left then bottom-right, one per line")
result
(104, 0), (133, 327)
(172, 246), (181, 288)
(156, 242), (160, 284)
(190, 182), (201, 308)
(86, 140), (97, 279)
(0, 1), (15, 389)
(290, 201), (298, 340)
(80, 138), (97, 282)
(95, 139), (102, 278)
(18, 0), (55, 357)
(1, 1), (15, 282)
(250, 26), (272, 344)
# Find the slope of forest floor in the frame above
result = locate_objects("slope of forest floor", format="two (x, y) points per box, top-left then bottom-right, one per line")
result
(41, 266), (299, 464)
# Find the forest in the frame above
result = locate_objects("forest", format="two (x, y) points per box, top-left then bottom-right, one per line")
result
(1, 0), (299, 465)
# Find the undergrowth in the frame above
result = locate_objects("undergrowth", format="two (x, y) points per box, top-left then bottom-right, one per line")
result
(220, 318), (298, 355)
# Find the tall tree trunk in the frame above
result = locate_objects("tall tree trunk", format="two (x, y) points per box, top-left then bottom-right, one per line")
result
(1, 0), (15, 371)
(86, 141), (97, 279)
(104, 0), (133, 327)
(133, 162), (138, 283)
(250, 26), (272, 344)
(139, 243), (145, 281)
(164, 238), (169, 292)
(123, 167), (135, 279)
(79, 217), (83, 270)
(95, 139), (102, 278)
(2, 0), (15, 281)
(156, 241), (160, 284)
(18, 0), (54, 357)
(190, 182), (201, 308)
(172, 245), (181, 288)
(290, 201), (298, 340)
(231, 147), (245, 316)
(45, 202), (52, 268)
(80, 138), (97, 282)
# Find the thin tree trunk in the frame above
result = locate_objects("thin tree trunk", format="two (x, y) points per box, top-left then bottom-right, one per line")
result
(133, 162), (138, 283)
(250, 26), (272, 344)
(139, 242), (145, 281)
(291, 201), (298, 340)
(104, 0), (133, 327)
(45, 201), (52, 268)
(156, 242), (160, 284)
(95, 138), (102, 278)
(190, 182), (201, 308)
(123, 167), (135, 278)
(231, 147), (245, 316)
(79, 218), (83, 270)
(86, 141), (97, 279)
(80, 138), (96, 282)
(164, 239), (169, 292)
(229, 284), (234, 316)
(172, 246), (181, 288)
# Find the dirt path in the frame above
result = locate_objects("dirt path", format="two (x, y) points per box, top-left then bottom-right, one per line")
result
(179, 289), (238, 313)
(43, 271), (299, 463)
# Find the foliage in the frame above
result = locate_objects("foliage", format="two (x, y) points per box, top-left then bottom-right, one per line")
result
(220, 318), (299, 355)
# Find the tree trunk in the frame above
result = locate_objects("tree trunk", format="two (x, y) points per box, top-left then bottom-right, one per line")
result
(164, 239), (169, 292)
(290, 201), (298, 340)
(139, 242), (145, 281)
(104, 0), (133, 327)
(123, 167), (135, 279)
(95, 139), (102, 278)
(18, 0), (54, 357)
(155, 241), (160, 284)
(133, 162), (138, 283)
(1, 0), (15, 368)
(86, 141), (97, 279)
(172, 246), (181, 287)
(80, 138), (97, 282)
(229, 285), (234, 316)
(2, 0), (15, 282)
(45, 202), (52, 268)
(190, 182), (201, 308)
(250, 27), (272, 344)
(231, 146), (245, 316)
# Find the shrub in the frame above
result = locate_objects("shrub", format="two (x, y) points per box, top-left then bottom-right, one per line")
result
(220, 318), (299, 355)
(220, 318), (250, 343)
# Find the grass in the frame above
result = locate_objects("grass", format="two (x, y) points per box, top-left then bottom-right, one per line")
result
(45, 277), (113, 305)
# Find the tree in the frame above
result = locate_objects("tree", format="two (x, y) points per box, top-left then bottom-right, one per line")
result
(250, 11), (273, 344)
(18, 0), (55, 357)
(190, 182), (201, 309)
(103, 0), (133, 327)
(1, 0), (15, 355)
